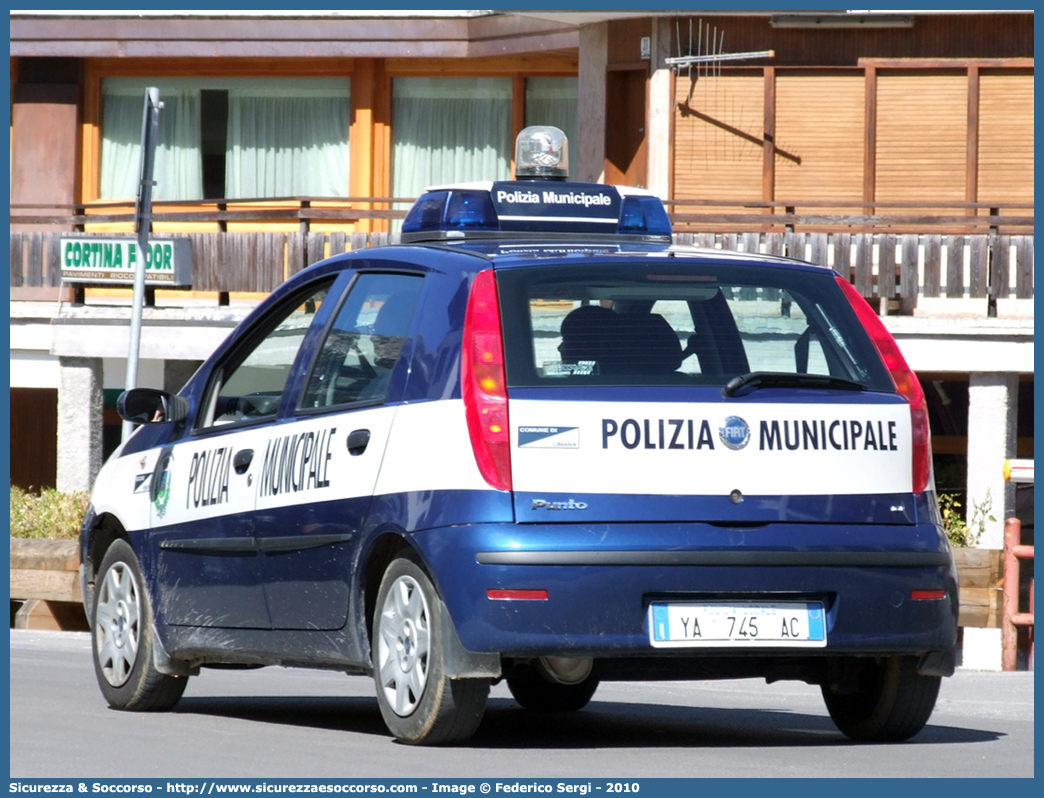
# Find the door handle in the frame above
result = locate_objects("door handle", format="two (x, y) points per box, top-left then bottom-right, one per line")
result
(233, 449), (253, 474)
(346, 429), (371, 456)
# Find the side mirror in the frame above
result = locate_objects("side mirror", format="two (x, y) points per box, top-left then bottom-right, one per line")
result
(117, 388), (190, 425)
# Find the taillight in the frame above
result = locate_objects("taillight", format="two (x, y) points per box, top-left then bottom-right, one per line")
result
(836, 276), (931, 493)
(462, 269), (512, 491)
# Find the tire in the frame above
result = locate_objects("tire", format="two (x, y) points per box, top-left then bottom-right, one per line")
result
(372, 555), (489, 745)
(506, 664), (599, 712)
(822, 656), (941, 742)
(91, 539), (188, 711)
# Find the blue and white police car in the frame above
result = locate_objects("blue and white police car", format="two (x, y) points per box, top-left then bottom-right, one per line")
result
(81, 126), (957, 745)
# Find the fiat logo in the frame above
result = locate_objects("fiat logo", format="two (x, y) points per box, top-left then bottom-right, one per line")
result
(719, 416), (751, 450)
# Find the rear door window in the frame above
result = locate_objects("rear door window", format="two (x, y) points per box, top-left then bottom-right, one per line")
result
(498, 262), (893, 391)
(300, 272), (423, 410)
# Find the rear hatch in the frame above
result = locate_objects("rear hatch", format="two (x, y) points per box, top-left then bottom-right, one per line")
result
(494, 256), (921, 525)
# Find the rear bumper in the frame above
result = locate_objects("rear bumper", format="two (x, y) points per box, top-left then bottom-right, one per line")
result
(411, 521), (959, 659)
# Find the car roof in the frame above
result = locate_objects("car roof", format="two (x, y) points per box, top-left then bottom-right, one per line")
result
(415, 239), (833, 274)
(280, 236), (833, 306)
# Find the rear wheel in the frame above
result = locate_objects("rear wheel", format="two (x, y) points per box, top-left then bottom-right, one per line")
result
(506, 663), (599, 712)
(821, 656), (940, 742)
(372, 555), (488, 745)
(92, 539), (188, 711)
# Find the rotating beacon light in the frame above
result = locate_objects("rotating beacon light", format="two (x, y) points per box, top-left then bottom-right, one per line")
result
(514, 126), (569, 181)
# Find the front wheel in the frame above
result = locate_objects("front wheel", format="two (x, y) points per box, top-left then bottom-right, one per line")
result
(821, 656), (940, 742)
(92, 539), (188, 711)
(372, 555), (488, 745)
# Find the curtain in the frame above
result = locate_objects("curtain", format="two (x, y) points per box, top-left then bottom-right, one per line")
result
(392, 77), (512, 212)
(225, 88), (350, 198)
(100, 87), (202, 201)
(525, 77), (579, 181)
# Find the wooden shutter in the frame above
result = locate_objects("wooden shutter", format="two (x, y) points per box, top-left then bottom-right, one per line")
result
(875, 71), (967, 209)
(673, 72), (763, 211)
(775, 72), (864, 212)
(978, 70), (1033, 204)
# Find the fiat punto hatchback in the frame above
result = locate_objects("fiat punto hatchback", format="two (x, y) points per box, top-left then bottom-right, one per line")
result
(81, 127), (957, 745)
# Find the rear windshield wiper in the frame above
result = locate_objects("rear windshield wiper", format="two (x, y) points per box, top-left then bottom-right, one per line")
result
(722, 371), (868, 398)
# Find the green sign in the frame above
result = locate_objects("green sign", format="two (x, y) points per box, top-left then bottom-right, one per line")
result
(60, 237), (192, 286)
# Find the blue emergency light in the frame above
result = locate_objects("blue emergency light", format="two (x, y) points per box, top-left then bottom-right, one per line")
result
(401, 127), (673, 243)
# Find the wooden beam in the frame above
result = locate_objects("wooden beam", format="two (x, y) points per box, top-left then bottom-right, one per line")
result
(386, 55), (577, 75)
(953, 548), (1004, 629)
(350, 58), (376, 233)
(512, 73), (526, 175)
(953, 548), (1003, 590)
(9, 538), (80, 571)
(863, 65), (877, 211)
(762, 67), (775, 207)
(467, 32), (580, 60)
(965, 64), (980, 212)
(667, 67), (676, 203)
(10, 569), (81, 603)
(81, 60), (102, 204)
(858, 57), (1034, 69)
(373, 60), (392, 234)
(82, 56), (358, 79)
(13, 599), (88, 632)
(669, 213), (1033, 227)
(13, 16), (470, 43)
(959, 586), (1003, 628)
(665, 198), (1033, 210)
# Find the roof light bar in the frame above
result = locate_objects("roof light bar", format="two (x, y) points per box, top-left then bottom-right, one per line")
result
(401, 183), (672, 243)
(401, 128), (672, 242)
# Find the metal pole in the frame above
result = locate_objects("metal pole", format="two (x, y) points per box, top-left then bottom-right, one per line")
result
(123, 87), (161, 442)
(1002, 518), (1020, 671)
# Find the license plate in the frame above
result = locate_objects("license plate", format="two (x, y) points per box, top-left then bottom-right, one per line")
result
(648, 601), (827, 648)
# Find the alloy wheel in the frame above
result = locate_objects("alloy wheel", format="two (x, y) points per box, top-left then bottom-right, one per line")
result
(94, 562), (141, 687)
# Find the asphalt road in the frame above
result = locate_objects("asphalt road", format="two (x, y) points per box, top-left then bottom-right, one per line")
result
(9, 629), (1034, 779)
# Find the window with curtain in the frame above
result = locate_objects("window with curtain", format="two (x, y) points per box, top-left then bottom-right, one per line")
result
(100, 82), (203, 201)
(225, 84), (350, 198)
(391, 76), (513, 218)
(525, 77), (579, 181)
(99, 77), (350, 201)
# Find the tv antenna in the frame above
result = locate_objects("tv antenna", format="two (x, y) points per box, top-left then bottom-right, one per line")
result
(667, 19), (774, 103)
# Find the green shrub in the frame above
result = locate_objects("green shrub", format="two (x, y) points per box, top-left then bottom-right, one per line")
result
(939, 490), (994, 548)
(9, 486), (90, 540)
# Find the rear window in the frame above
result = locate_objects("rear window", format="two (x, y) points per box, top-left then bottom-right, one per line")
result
(497, 261), (894, 391)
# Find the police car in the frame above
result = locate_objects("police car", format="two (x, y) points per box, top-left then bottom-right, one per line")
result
(81, 126), (957, 746)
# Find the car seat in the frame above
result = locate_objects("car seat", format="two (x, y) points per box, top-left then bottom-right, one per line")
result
(558, 305), (622, 373)
(616, 312), (685, 374)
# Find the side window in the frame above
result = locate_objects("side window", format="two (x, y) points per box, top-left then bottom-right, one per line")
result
(200, 280), (335, 428)
(301, 273), (423, 410)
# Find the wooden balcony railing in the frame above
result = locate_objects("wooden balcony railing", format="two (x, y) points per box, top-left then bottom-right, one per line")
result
(665, 199), (1034, 236)
(10, 197), (413, 232)
(10, 197), (1034, 313)
(10, 197), (1034, 234)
